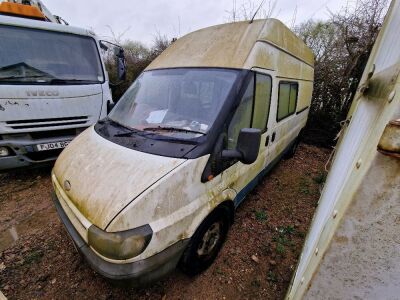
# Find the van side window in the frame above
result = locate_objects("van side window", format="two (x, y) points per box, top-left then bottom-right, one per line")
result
(252, 73), (272, 132)
(277, 82), (298, 121)
(227, 78), (254, 149)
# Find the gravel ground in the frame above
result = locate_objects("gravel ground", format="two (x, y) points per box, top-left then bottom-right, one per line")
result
(0, 144), (330, 299)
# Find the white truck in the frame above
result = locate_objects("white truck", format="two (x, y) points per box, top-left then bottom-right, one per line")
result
(0, 0), (125, 170)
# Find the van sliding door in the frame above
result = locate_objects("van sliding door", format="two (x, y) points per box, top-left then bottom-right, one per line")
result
(268, 81), (299, 162)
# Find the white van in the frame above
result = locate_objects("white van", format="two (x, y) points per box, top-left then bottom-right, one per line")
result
(52, 19), (314, 285)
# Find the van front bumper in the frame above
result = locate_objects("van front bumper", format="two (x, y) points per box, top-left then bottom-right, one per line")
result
(52, 192), (189, 285)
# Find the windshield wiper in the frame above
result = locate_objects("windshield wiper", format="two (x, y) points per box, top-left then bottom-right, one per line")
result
(114, 127), (142, 137)
(110, 120), (154, 138)
(0, 76), (99, 84)
(143, 126), (205, 135)
(48, 78), (99, 85)
(0, 75), (51, 81)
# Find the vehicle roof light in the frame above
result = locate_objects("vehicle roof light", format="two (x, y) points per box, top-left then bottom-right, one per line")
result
(0, 2), (46, 21)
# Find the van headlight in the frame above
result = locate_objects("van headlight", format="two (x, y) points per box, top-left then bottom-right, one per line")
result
(88, 224), (153, 260)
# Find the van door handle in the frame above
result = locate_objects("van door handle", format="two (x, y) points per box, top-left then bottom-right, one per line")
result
(272, 132), (276, 143)
(265, 136), (270, 146)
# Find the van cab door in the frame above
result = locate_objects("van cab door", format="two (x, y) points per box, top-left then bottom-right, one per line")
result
(220, 69), (274, 207)
(252, 68), (276, 172)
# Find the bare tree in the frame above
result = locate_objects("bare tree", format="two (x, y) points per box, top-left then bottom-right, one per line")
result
(103, 31), (172, 101)
(104, 25), (131, 45)
(225, 0), (278, 22)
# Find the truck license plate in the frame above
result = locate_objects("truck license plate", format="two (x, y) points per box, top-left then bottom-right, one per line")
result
(36, 141), (71, 151)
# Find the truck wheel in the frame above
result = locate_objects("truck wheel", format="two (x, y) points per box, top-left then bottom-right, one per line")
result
(179, 207), (230, 276)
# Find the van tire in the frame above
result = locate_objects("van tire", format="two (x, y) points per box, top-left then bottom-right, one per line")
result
(285, 130), (304, 159)
(284, 138), (300, 159)
(179, 206), (230, 276)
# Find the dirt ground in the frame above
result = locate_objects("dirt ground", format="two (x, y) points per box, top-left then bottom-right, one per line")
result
(0, 144), (330, 300)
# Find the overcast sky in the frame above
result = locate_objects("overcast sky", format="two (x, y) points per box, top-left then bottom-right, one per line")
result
(44, 0), (349, 46)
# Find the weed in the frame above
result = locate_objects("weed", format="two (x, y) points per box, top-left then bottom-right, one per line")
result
(299, 178), (311, 195)
(276, 243), (285, 254)
(251, 279), (261, 287)
(313, 171), (327, 184)
(23, 249), (43, 265)
(255, 210), (267, 222)
(279, 225), (295, 235)
(214, 267), (224, 276)
(267, 271), (278, 283)
(261, 242), (271, 255)
(296, 231), (306, 238)
(274, 226), (296, 256)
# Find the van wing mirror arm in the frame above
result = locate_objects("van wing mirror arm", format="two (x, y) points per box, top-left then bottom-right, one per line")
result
(221, 149), (243, 160)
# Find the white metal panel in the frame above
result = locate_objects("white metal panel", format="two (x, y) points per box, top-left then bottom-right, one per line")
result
(286, 0), (400, 298)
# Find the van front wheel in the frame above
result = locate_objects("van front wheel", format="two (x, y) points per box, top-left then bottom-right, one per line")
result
(179, 207), (230, 276)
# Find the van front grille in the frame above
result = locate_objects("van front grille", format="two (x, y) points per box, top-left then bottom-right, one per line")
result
(6, 116), (89, 129)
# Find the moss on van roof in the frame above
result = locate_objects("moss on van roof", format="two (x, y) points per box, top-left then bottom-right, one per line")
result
(146, 19), (314, 71)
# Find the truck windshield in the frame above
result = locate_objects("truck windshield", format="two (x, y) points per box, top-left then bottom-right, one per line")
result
(109, 68), (239, 139)
(0, 25), (104, 84)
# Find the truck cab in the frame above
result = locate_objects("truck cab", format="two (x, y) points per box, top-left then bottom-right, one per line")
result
(0, 1), (124, 170)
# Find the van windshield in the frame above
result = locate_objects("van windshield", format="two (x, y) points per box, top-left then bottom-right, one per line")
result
(0, 25), (104, 84)
(109, 68), (239, 139)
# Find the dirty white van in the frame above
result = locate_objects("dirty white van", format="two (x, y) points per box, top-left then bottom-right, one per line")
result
(52, 19), (314, 285)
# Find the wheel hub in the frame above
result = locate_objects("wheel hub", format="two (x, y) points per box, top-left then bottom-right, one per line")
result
(197, 222), (221, 256)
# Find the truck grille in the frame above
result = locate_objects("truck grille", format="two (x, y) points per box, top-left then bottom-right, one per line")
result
(29, 127), (87, 140)
(6, 116), (89, 129)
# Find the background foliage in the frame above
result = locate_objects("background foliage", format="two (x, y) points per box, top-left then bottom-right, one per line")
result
(295, 0), (388, 146)
(103, 34), (171, 101)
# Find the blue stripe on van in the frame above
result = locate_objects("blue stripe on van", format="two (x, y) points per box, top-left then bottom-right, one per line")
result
(233, 141), (293, 208)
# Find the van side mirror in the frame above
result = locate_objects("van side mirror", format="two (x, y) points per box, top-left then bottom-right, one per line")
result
(221, 128), (261, 164)
(99, 40), (127, 82)
(116, 48), (126, 81)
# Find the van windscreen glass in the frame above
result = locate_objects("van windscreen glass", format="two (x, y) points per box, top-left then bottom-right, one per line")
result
(109, 68), (239, 139)
(0, 25), (104, 85)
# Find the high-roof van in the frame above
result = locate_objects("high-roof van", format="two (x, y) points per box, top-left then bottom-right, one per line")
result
(52, 19), (314, 285)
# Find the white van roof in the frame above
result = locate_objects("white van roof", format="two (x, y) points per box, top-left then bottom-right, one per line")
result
(147, 19), (314, 71)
